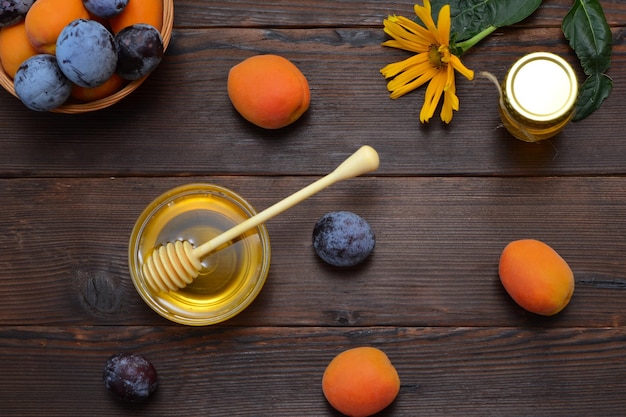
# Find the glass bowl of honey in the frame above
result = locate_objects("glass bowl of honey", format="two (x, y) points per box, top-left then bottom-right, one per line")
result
(129, 183), (271, 326)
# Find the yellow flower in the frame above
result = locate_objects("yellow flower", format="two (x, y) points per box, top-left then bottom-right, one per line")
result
(380, 1), (474, 123)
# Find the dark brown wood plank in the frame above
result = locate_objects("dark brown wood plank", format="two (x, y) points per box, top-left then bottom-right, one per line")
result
(1, 176), (625, 327)
(0, 26), (625, 177)
(1, 325), (625, 416)
(171, 0), (626, 28)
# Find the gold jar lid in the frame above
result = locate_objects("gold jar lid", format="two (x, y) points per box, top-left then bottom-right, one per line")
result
(503, 52), (578, 127)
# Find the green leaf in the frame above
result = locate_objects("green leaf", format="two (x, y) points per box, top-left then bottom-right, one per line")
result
(562, 0), (612, 75)
(492, 0), (543, 28)
(573, 72), (612, 121)
(430, 0), (542, 42)
(562, 0), (613, 121)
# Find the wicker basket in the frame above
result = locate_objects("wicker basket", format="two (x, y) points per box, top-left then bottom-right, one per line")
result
(0, 0), (174, 114)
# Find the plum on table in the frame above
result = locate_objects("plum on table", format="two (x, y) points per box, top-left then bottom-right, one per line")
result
(312, 211), (376, 267)
(103, 352), (158, 403)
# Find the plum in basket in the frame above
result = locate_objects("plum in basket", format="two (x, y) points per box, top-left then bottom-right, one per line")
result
(14, 54), (72, 111)
(0, 0), (34, 27)
(115, 24), (164, 80)
(82, 0), (128, 19)
(56, 19), (117, 88)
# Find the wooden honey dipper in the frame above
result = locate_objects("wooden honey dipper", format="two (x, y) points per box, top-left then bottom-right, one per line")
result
(142, 145), (380, 292)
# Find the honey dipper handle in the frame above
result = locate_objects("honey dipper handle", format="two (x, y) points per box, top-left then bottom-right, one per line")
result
(192, 145), (380, 259)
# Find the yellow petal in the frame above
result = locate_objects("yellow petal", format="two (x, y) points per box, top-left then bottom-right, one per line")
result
(414, 1), (437, 35)
(382, 15), (435, 49)
(439, 66), (459, 122)
(420, 71), (446, 123)
(387, 68), (437, 99)
(436, 5), (451, 46)
(450, 54), (475, 80)
(441, 89), (460, 123)
(443, 61), (455, 91)
(380, 52), (429, 78)
(382, 38), (429, 54)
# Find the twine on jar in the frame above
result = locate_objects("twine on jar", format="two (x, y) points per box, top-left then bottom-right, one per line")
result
(480, 71), (540, 143)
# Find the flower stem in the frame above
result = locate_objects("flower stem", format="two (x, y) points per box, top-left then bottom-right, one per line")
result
(455, 25), (498, 55)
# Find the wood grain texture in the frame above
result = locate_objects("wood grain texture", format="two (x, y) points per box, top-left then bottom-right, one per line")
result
(170, 0), (626, 28)
(0, 29), (624, 176)
(1, 326), (625, 416)
(1, 0), (626, 415)
(1, 176), (625, 328)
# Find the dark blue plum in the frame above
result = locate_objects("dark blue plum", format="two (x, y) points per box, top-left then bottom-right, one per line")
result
(104, 353), (158, 403)
(56, 19), (117, 88)
(82, 0), (128, 18)
(115, 24), (163, 80)
(14, 54), (71, 111)
(0, 0), (34, 27)
(312, 211), (376, 267)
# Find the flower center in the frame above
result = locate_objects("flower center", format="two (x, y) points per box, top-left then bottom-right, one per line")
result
(428, 44), (451, 70)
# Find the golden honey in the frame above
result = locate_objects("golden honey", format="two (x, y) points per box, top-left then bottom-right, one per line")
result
(129, 183), (271, 326)
(499, 52), (578, 142)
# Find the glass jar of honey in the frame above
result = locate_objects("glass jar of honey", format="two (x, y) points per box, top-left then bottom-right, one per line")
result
(128, 183), (271, 326)
(499, 52), (578, 142)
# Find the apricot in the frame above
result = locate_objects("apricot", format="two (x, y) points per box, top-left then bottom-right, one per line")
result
(499, 239), (575, 316)
(227, 54), (310, 129)
(71, 73), (126, 102)
(24, 0), (90, 54)
(322, 347), (400, 417)
(109, 0), (163, 34)
(0, 21), (38, 78)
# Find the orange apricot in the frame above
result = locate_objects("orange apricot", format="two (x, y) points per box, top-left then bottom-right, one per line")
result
(109, 0), (163, 34)
(70, 73), (126, 102)
(227, 54), (310, 129)
(322, 347), (400, 417)
(0, 21), (38, 78)
(499, 239), (575, 316)
(24, 0), (90, 54)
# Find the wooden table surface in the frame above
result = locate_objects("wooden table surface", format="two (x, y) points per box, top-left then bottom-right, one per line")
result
(2, 0), (626, 415)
